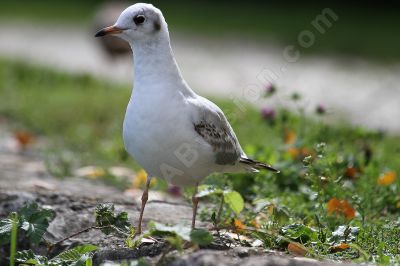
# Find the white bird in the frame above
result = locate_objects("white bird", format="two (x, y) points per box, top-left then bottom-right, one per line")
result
(95, 3), (278, 234)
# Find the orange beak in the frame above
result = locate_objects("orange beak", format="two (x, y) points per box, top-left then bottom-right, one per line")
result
(95, 25), (124, 37)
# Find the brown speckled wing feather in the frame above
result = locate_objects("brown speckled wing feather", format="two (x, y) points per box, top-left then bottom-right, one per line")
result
(194, 118), (242, 165)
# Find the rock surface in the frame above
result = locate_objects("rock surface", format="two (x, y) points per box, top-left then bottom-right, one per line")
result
(1, 190), (349, 266)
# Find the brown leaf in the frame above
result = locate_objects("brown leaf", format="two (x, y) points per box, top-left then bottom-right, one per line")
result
(251, 219), (260, 229)
(288, 242), (307, 256)
(327, 198), (355, 220)
(345, 167), (360, 179)
(14, 131), (34, 148)
(330, 243), (350, 253)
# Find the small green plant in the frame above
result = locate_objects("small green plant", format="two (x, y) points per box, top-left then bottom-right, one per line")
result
(0, 202), (217, 265)
(145, 221), (213, 254)
(94, 203), (132, 235)
(0, 202), (54, 246)
(195, 184), (245, 227)
(15, 244), (98, 266)
(0, 203), (98, 266)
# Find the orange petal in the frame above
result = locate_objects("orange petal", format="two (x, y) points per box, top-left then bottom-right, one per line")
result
(342, 201), (356, 220)
(284, 130), (297, 144)
(377, 171), (396, 186)
(327, 198), (341, 214)
(234, 219), (246, 232)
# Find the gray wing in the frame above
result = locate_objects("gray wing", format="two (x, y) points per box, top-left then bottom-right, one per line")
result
(191, 97), (244, 165)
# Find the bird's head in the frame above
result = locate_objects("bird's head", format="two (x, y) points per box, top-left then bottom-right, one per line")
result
(95, 3), (166, 43)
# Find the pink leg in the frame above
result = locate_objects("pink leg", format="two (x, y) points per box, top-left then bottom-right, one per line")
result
(191, 183), (199, 229)
(137, 177), (151, 235)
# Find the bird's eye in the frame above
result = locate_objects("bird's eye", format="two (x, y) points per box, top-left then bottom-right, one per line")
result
(133, 15), (146, 25)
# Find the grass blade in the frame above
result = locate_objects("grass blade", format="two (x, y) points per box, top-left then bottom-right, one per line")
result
(9, 212), (18, 266)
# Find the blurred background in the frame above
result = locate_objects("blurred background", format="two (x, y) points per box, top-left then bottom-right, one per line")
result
(1, 1), (400, 133)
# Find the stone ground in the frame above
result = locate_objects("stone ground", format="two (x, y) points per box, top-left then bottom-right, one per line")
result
(0, 22), (400, 133)
(0, 126), (353, 265)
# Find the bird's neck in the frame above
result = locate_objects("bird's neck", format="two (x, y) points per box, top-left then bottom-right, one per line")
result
(130, 33), (189, 95)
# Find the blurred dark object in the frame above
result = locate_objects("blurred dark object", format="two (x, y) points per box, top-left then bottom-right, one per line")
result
(167, 185), (182, 197)
(316, 104), (326, 115)
(93, 1), (131, 58)
(362, 143), (373, 166)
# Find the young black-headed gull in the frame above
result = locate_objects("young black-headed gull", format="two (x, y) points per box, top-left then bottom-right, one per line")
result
(95, 3), (278, 234)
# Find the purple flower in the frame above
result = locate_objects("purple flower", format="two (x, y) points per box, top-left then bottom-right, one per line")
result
(261, 106), (276, 120)
(264, 83), (276, 97)
(316, 104), (326, 115)
(168, 185), (182, 197)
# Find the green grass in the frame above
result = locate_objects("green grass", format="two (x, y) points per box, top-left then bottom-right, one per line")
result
(9, 213), (18, 266)
(0, 59), (400, 263)
(0, 60), (131, 166)
(1, 1), (400, 61)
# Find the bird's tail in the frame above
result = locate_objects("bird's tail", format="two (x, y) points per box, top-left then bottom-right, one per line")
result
(239, 157), (280, 173)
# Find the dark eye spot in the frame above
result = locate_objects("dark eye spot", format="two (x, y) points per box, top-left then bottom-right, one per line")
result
(133, 15), (146, 25)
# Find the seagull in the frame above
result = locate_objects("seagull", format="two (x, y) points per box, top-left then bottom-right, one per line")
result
(95, 3), (279, 234)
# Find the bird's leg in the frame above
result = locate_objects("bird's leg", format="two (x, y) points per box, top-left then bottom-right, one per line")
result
(137, 176), (151, 235)
(191, 183), (199, 230)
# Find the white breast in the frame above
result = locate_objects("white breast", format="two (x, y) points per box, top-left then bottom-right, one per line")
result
(123, 90), (220, 186)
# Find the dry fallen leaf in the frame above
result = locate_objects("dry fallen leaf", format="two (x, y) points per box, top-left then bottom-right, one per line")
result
(288, 242), (307, 256)
(251, 219), (260, 229)
(327, 198), (356, 220)
(29, 180), (56, 190)
(330, 243), (350, 253)
(75, 166), (106, 179)
(14, 131), (34, 149)
(251, 239), (264, 247)
(108, 166), (135, 179)
(377, 171), (396, 186)
(345, 166), (360, 179)
(219, 231), (252, 243)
